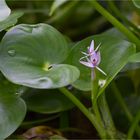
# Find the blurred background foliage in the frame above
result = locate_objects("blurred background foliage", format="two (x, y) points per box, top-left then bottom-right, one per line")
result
(6, 0), (139, 40)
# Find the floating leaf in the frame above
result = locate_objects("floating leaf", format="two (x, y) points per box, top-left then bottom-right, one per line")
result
(0, 24), (79, 89)
(0, 0), (11, 21)
(67, 33), (135, 97)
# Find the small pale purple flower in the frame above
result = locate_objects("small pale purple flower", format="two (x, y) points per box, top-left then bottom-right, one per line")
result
(79, 40), (106, 76)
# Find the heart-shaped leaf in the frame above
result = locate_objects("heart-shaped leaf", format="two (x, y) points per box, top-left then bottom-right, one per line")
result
(23, 89), (76, 114)
(0, 76), (26, 139)
(0, 11), (23, 32)
(67, 33), (135, 97)
(0, 24), (79, 89)
(0, 0), (11, 21)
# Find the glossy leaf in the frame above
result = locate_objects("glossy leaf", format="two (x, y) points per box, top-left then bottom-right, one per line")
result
(50, 0), (68, 15)
(132, 0), (140, 8)
(23, 89), (75, 114)
(0, 0), (11, 21)
(0, 11), (23, 32)
(0, 23), (80, 89)
(0, 76), (26, 139)
(67, 33), (135, 97)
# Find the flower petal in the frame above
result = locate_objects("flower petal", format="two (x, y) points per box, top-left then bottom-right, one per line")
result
(79, 55), (88, 61)
(81, 51), (89, 56)
(90, 51), (101, 66)
(96, 66), (107, 76)
(96, 51), (101, 65)
(95, 43), (101, 52)
(88, 40), (94, 53)
(79, 60), (94, 68)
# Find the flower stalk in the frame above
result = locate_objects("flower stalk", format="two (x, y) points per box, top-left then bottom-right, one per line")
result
(80, 40), (107, 137)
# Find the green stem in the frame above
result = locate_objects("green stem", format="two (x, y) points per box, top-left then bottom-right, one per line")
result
(111, 82), (140, 137)
(91, 69), (105, 131)
(90, 0), (140, 50)
(99, 93), (117, 139)
(107, 0), (140, 36)
(127, 110), (140, 139)
(59, 87), (106, 139)
(91, 69), (98, 105)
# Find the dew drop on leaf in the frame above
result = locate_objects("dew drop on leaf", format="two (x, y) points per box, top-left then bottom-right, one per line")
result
(7, 49), (16, 57)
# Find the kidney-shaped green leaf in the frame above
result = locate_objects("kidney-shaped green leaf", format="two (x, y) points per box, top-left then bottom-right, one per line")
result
(67, 33), (135, 97)
(0, 24), (80, 89)
(23, 89), (75, 114)
(0, 76), (26, 139)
